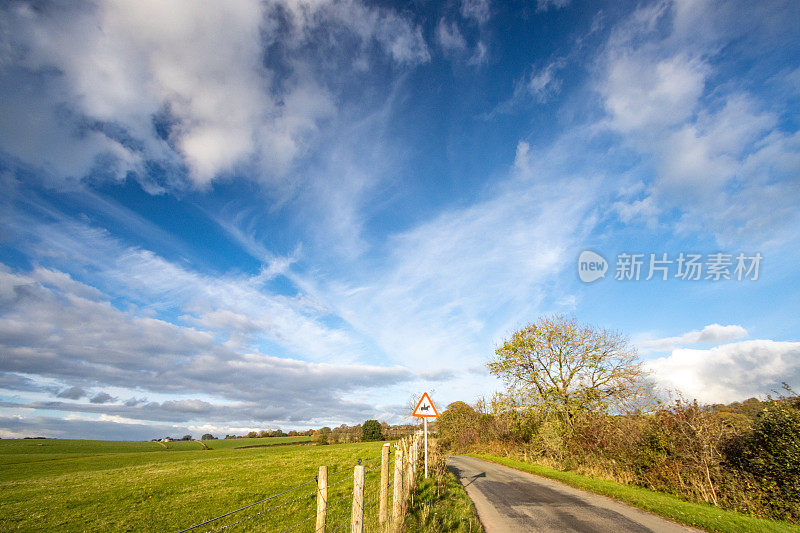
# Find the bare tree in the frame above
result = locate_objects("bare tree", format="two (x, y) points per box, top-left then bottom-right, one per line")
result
(488, 315), (651, 423)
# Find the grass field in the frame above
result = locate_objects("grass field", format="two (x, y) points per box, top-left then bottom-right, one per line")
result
(471, 454), (800, 533)
(203, 436), (311, 450)
(1, 438), (385, 532)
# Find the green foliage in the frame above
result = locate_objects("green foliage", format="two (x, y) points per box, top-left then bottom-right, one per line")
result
(725, 398), (800, 520)
(488, 315), (650, 424)
(713, 397), (768, 420)
(361, 419), (383, 441)
(437, 402), (481, 451)
(312, 426), (331, 445)
(743, 400), (800, 482)
(406, 473), (484, 532)
(466, 315), (800, 524)
(436, 392), (800, 524)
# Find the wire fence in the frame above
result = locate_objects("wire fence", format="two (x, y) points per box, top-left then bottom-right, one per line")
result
(175, 437), (420, 533)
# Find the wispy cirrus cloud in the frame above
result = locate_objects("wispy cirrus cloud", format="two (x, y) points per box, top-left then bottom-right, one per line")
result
(525, 59), (566, 103)
(290, 140), (601, 373)
(460, 0), (491, 25)
(536, 0), (571, 13)
(436, 19), (467, 52)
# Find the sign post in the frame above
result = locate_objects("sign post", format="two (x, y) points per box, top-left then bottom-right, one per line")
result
(424, 417), (428, 478)
(412, 392), (439, 478)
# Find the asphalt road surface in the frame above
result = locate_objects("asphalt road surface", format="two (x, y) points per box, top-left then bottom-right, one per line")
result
(447, 456), (701, 533)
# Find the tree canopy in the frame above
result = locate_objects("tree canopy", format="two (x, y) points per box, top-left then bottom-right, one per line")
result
(362, 419), (383, 441)
(488, 315), (650, 422)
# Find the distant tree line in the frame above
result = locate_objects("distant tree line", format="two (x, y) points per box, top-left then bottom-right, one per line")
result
(168, 421), (418, 445)
(310, 420), (418, 445)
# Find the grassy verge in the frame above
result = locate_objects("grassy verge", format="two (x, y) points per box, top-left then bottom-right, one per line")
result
(470, 453), (799, 533)
(405, 442), (483, 532)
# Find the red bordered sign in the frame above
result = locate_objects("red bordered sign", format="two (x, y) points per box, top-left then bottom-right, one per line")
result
(412, 392), (439, 418)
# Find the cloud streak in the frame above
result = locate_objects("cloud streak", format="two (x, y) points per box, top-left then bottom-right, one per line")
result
(638, 324), (748, 354)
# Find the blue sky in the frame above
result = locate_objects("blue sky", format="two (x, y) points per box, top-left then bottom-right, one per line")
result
(1, 0), (799, 440)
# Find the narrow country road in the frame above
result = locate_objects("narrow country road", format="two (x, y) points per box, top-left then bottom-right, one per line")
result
(447, 456), (701, 533)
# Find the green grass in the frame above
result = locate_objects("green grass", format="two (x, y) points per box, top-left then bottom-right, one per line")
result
(0, 437), (199, 454)
(470, 454), (800, 533)
(202, 436), (311, 449)
(0, 438), (385, 532)
(406, 469), (483, 532)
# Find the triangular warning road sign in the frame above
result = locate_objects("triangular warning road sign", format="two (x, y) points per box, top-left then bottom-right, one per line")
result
(412, 392), (439, 418)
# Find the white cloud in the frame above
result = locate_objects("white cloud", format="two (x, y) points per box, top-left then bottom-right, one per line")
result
(290, 150), (600, 371)
(526, 59), (565, 102)
(655, 96), (777, 202)
(0, 0), (429, 190)
(638, 323), (748, 354)
(601, 53), (708, 133)
(513, 141), (532, 174)
(537, 0), (571, 13)
(597, 0), (800, 246)
(437, 19), (467, 52)
(468, 41), (489, 66)
(612, 196), (660, 228)
(3, 201), (365, 362)
(461, 0), (491, 25)
(0, 263), (415, 428)
(646, 340), (800, 404)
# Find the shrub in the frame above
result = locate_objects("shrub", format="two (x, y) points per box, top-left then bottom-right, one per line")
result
(362, 420), (383, 441)
(437, 402), (481, 451)
(312, 427), (331, 445)
(726, 398), (800, 520)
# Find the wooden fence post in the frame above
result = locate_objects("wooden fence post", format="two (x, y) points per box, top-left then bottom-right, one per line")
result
(316, 465), (327, 532)
(392, 447), (403, 530)
(412, 437), (418, 473)
(379, 443), (390, 527)
(351, 464), (365, 533)
(405, 438), (414, 498)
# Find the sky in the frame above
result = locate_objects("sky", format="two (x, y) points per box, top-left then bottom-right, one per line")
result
(0, 0), (799, 440)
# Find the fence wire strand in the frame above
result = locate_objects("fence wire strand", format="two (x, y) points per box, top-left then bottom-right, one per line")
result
(279, 511), (316, 533)
(205, 486), (318, 533)
(177, 447), (399, 533)
(176, 477), (317, 532)
(326, 472), (355, 490)
(330, 514), (350, 533)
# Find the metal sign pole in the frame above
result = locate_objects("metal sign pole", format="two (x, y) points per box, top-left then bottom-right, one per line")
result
(424, 417), (428, 478)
